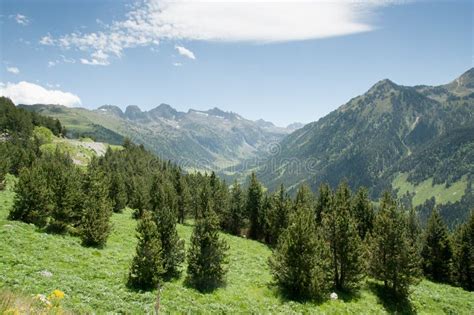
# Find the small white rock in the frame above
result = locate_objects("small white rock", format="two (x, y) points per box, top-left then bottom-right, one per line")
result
(39, 270), (53, 277)
(330, 292), (338, 300)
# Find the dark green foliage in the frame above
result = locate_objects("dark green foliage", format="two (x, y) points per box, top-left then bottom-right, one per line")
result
(9, 163), (53, 227)
(246, 172), (264, 240)
(109, 172), (127, 213)
(176, 173), (191, 224)
(315, 183), (332, 224)
(186, 186), (229, 292)
(149, 174), (185, 279)
(225, 181), (245, 236)
(352, 187), (374, 240)
(80, 163), (113, 248)
(322, 182), (365, 291)
(127, 210), (164, 290)
(421, 208), (454, 283)
(264, 184), (291, 245)
(452, 210), (474, 291)
(368, 192), (421, 298)
(47, 149), (84, 233)
(268, 192), (331, 301)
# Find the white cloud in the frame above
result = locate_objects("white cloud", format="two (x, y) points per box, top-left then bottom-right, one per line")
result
(175, 45), (196, 60)
(173, 62), (183, 67)
(6, 67), (20, 74)
(47, 55), (76, 67)
(0, 81), (81, 107)
(40, 0), (400, 65)
(39, 34), (54, 45)
(80, 50), (110, 66)
(11, 14), (30, 26)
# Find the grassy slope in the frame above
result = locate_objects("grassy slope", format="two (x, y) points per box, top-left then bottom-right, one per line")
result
(392, 173), (468, 207)
(0, 190), (473, 314)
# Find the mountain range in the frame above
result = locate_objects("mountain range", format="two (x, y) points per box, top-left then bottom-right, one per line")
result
(20, 103), (299, 170)
(20, 68), (474, 225)
(257, 68), (473, 226)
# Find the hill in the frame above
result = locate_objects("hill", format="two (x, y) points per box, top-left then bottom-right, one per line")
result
(20, 103), (292, 171)
(1, 189), (472, 314)
(257, 69), (474, 224)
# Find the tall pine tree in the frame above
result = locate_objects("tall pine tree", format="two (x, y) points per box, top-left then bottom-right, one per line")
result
(80, 163), (113, 248)
(352, 187), (374, 240)
(322, 182), (365, 291)
(368, 192), (421, 298)
(246, 172), (264, 240)
(226, 181), (245, 236)
(186, 186), (229, 292)
(421, 208), (453, 283)
(265, 184), (291, 245)
(269, 190), (331, 300)
(452, 210), (474, 291)
(127, 210), (164, 290)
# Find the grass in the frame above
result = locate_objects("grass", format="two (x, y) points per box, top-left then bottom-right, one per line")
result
(392, 173), (468, 207)
(0, 189), (473, 314)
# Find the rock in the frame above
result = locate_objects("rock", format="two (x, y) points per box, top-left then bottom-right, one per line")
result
(330, 292), (338, 300)
(39, 270), (53, 277)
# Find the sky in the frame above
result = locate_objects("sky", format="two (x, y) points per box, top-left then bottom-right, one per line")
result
(0, 0), (472, 126)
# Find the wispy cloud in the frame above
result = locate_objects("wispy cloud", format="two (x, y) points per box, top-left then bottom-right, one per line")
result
(6, 67), (20, 74)
(40, 0), (400, 65)
(10, 14), (30, 26)
(175, 45), (196, 60)
(47, 55), (76, 67)
(0, 81), (81, 107)
(173, 62), (183, 67)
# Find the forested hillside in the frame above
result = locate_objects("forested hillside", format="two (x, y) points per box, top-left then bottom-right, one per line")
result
(258, 69), (474, 226)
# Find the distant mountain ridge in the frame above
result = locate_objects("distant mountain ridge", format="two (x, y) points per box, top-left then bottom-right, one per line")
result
(21, 102), (296, 171)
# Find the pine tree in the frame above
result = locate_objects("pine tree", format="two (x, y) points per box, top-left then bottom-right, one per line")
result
(452, 210), (474, 291)
(265, 184), (291, 245)
(80, 165), (113, 248)
(109, 172), (127, 213)
(269, 194), (331, 300)
(368, 192), (421, 298)
(246, 172), (264, 240)
(226, 181), (245, 236)
(352, 187), (374, 240)
(176, 174), (191, 224)
(322, 182), (365, 291)
(9, 162), (53, 227)
(150, 174), (185, 279)
(315, 183), (332, 224)
(421, 208), (453, 283)
(47, 151), (84, 233)
(127, 210), (164, 290)
(186, 186), (229, 291)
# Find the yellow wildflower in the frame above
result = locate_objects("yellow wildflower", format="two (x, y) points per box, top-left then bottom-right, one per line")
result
(50, 289), (65, 300)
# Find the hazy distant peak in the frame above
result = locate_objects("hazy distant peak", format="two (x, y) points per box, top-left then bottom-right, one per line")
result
(98, 105), (124, 117)
(369, 78), (399, 93)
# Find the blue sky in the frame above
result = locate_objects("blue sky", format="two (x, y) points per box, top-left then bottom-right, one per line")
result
(0, 0), (472, 126)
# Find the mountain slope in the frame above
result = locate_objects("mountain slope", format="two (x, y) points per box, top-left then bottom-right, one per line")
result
(21, 104), (292, 171)
(259, 69), (474, 213)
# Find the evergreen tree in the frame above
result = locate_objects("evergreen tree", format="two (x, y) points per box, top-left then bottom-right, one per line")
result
(322, 182), (365, 291)
(80, 164), (113, 248)
(421, 208), (453, 283)
(127, 210), (164, 290)
(130, 176), (151, 218)
(315, 183), (332, 224)
(246, 172), (264, 240)
(368, 192), (421, 298)
(109, 172), (127, 213)
(352, 187), (374, 240)
(186, 186), (229, 291)
(176, 174), (191, 224)
(226, 181), (245, 236)
(265, 184), (291, 245)
(150, 174), (185, 279)
(452, 210), (474, 291)
(47, 150), (84, 233)
(269, 194), (331, 300)
(9, 162), (53, 227)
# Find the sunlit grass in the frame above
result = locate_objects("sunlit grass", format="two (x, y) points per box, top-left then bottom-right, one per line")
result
(0, 190), (472, 313)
